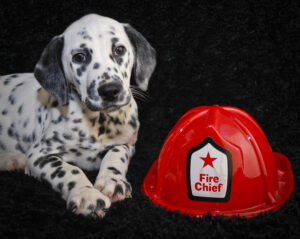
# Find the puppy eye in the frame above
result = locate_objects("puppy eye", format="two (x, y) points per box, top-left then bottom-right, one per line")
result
(113, 46), (126, 57)
(72, 53), (87, 64)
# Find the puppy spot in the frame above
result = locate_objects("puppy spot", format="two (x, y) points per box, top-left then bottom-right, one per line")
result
(57, 182), (64, 191)
(71, 169), (80, 175)
(111, 37), (119, 45)
(80, 65), (86, 72)
(51, 161), (62, 167)
(107, 167), (121, 175)
(83, 35), (92, 41)
(40, 173), (46, 180)
(113, 184), (124, 196)
(57, 170), (66, 178)
(117, 57), (123, 66)
(52, 101), (59, 107)
(102, 72), (110, 80)
(95, 199), (106, 211)
(4, 78), (11, 85)
(68, 181), (76, 191)
(98, 112), (107, 124)
(93, 62), (100, 69)
(2, 110), (8, 115)
(129, 116), (138, 129)
(8, 94), (16, 105)
(77, 68), (82, 77)
(18, 105), (23, 115)
(98, 126), (105, 136)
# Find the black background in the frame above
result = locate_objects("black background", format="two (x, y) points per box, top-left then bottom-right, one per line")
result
(0, 0), (299, 238)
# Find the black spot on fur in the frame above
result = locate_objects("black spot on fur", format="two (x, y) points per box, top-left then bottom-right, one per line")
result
(67, 200), (77, 211)
(18, 105), (23, 115)
(129, 116), (138, 129)
(95, 199), (105, 211)
(117, 57), (123, 66)
(8, 94), (16, 105)
(121, 179), (132, 194)
(90, 117), (97, 127)
(111, 37), (119, 44)
(87, 80), (99, 100)
(4, 78), (11, 85)
(34, 155), (59, 169)
(51, 161), (62, 167)
(52, 101), (59, 107)
(57, 182), (64, 191)
(93, 62), (100, 69)
(80, 65), (86, 72)
(98, 126), (105, 136)
(107, 167), (121, 175)
(112, 148), (120, 152)
(50, 167), (62, 179)
(2, 110), (8, 115)
(102, 72), (110, 80)
(68, 181), (76, 191)
(114, 184), (124, 196)
(39, 172), (46, 179)
(73, 119), (82, 123)
(0, 141), (6, 150)
(76, 68), (82, 77)
(71, 169), (80, 175)
(63, 133), (72, 140)
(83, 35), (92, 40)
(99, 112), (106, 124)
(57, 170), (66, 178)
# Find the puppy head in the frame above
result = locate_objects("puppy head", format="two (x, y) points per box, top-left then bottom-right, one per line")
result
(34, 14), (156, 112)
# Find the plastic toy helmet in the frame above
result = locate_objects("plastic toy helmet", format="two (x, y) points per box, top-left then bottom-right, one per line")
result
(142, 105), (294, 218)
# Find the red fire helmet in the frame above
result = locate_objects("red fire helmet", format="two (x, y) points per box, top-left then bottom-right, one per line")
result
(142, 105), (294, 218)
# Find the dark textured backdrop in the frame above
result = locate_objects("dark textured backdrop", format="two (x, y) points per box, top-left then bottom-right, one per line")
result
(0, 0), (299, 238)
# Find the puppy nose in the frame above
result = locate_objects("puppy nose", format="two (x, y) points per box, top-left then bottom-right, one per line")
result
(98, 83), (122, 101)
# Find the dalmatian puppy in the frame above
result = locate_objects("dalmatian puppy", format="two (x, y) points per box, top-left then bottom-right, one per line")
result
(0, 14), (156, 218)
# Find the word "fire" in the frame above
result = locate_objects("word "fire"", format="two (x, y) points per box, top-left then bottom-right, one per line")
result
(194, 174), (223, 192)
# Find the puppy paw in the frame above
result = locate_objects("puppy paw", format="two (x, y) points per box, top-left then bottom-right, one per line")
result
(0, 153), (26, 171)
(67, 186), (111, 218)
(94, 174), (132, 203)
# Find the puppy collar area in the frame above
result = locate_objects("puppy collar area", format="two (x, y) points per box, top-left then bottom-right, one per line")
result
(142, 105), (294, 218)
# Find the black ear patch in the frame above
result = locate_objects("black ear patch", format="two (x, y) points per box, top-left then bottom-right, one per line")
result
(34, 36), (69, 105)
(124, 24), (156, 91)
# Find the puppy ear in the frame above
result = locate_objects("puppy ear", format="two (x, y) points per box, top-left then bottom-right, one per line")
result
(34, 35), (69, 105)
(123, 24), (156, 91)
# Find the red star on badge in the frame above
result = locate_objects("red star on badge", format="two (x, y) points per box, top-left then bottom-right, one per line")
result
(200, 152), (217, 168)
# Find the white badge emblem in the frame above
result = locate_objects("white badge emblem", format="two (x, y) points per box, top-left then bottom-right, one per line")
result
(187, 137), (232, 202)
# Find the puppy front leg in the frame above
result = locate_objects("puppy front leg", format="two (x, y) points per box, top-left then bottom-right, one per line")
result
(26, 150), (111, 218)
(94, 144), (135, 202)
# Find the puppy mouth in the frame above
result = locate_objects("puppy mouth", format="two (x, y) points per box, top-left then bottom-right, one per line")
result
(85, 97), (130, 112)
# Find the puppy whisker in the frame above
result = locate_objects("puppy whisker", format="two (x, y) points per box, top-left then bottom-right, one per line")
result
(130, 86), (150, 102)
